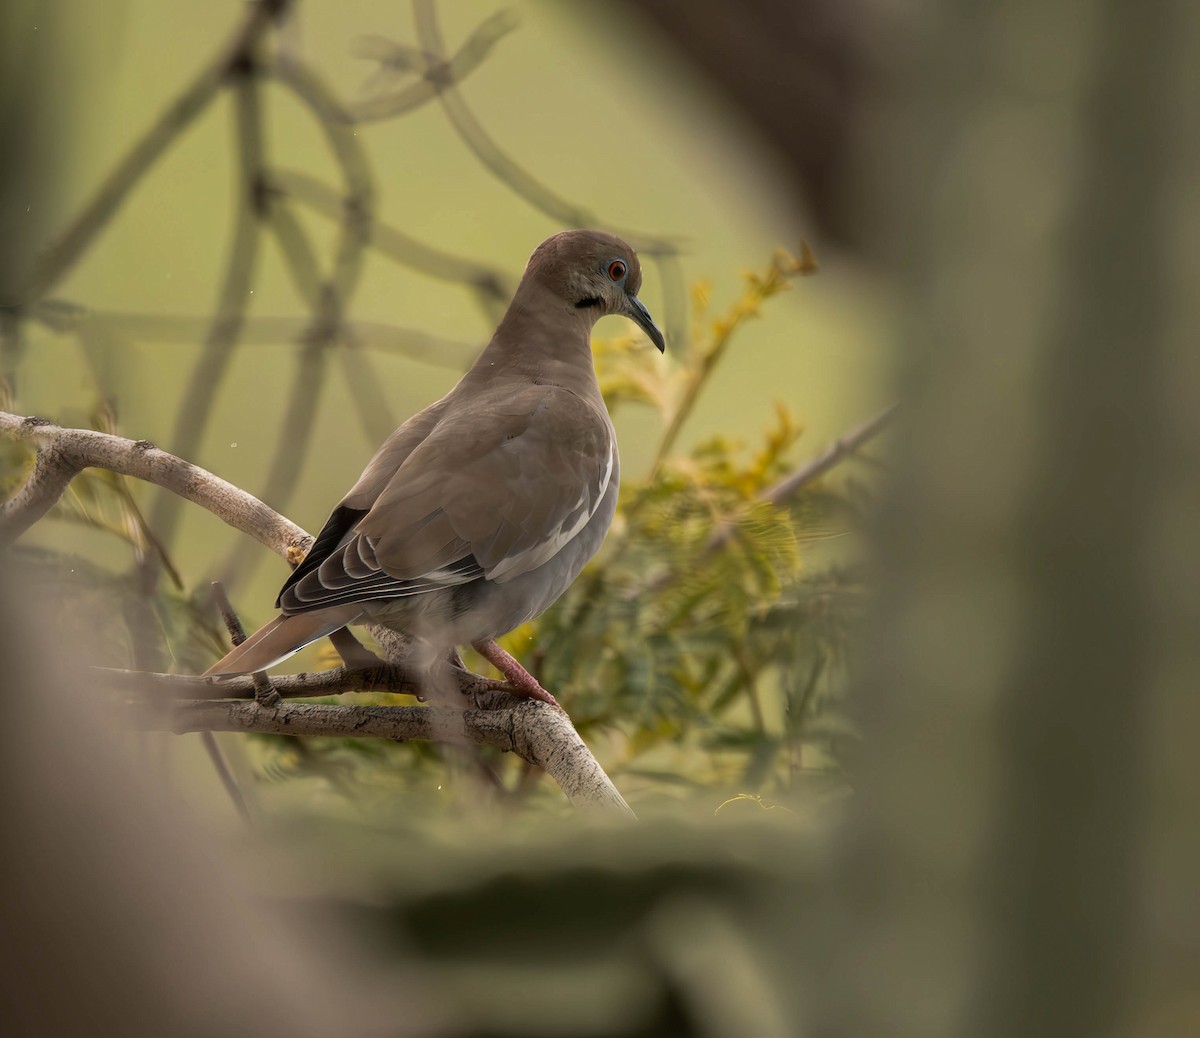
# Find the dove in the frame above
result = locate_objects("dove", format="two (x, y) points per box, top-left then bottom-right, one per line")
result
(204, 230), (665, 705)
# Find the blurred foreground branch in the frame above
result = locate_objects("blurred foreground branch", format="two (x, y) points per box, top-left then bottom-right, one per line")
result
(1, 409), (632, 814)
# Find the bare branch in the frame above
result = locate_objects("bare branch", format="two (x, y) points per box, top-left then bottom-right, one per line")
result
(133, 697), (636, 816)
(104, 664), (633, 815)
(761, 402), (898, 506)
(0, 438), (79, 545)
(97, 662), (499, 701)
(210, 581), (277, 704)
(214, 336), (326, 591)
(0, 411), (311, 559)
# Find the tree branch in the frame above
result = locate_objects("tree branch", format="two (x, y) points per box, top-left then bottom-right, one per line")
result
(0, 411), (310, 558)
(133, 697), (635, 815)
(761, 402), (898, 508)
(105, 663), (633, 814)
(98, 661), (502, 701)
(706, 402), (899, 552)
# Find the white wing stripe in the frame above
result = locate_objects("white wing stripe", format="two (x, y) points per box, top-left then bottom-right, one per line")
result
(487, 439), (615, 583)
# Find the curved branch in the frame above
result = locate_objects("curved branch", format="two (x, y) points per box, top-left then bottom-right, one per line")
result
(0, 411), (311, 559)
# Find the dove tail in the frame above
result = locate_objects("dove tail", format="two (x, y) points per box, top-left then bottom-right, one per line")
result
(203, 608), (361, 678)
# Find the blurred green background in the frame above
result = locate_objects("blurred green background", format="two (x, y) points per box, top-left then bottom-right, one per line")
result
(8, 0), (885, 815)
(5, 0), (1199, 1036)
(25, 0), (887, 572)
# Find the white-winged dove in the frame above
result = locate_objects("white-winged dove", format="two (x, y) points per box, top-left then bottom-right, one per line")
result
(204, 230), (664, 705)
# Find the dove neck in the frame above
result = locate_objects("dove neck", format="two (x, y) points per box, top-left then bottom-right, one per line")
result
(475, 282), (603, 393)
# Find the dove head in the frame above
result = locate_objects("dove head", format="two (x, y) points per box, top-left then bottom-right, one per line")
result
(521, 230), (666, 353)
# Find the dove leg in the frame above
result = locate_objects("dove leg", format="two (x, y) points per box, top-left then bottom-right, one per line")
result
(471, 639), (559, 708)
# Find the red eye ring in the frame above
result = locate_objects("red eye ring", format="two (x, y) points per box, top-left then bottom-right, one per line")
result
(608, 260), (627, 281)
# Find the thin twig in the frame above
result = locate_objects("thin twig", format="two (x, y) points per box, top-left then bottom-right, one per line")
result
(212, 580), (250, 643)
(652, 251), (690, 362)
(215, 337), (327, 591)
(211, 581), (277, 704)
(709, 403), (899, 552)
(201, 732), (253, 821)
(759, 404), (898, 508)
(269, 62), (397, 445)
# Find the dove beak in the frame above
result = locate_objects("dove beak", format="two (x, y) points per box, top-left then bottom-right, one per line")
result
(625, 294), (666, 353)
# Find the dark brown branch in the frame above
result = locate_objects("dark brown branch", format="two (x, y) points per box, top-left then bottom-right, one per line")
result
(103, 664), (633, 814)
(211, 582), (277, 704)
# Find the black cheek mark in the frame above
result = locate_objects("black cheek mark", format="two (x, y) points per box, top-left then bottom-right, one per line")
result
(574, 296), (601, 309)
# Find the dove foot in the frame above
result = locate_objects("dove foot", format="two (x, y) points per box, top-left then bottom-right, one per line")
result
(472, 639), (560, 708)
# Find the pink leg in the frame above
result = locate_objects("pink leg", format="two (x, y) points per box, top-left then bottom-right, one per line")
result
(472, 639), (559, 708)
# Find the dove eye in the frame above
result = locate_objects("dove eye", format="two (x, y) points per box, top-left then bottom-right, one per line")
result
(607, 260), (627, 281)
